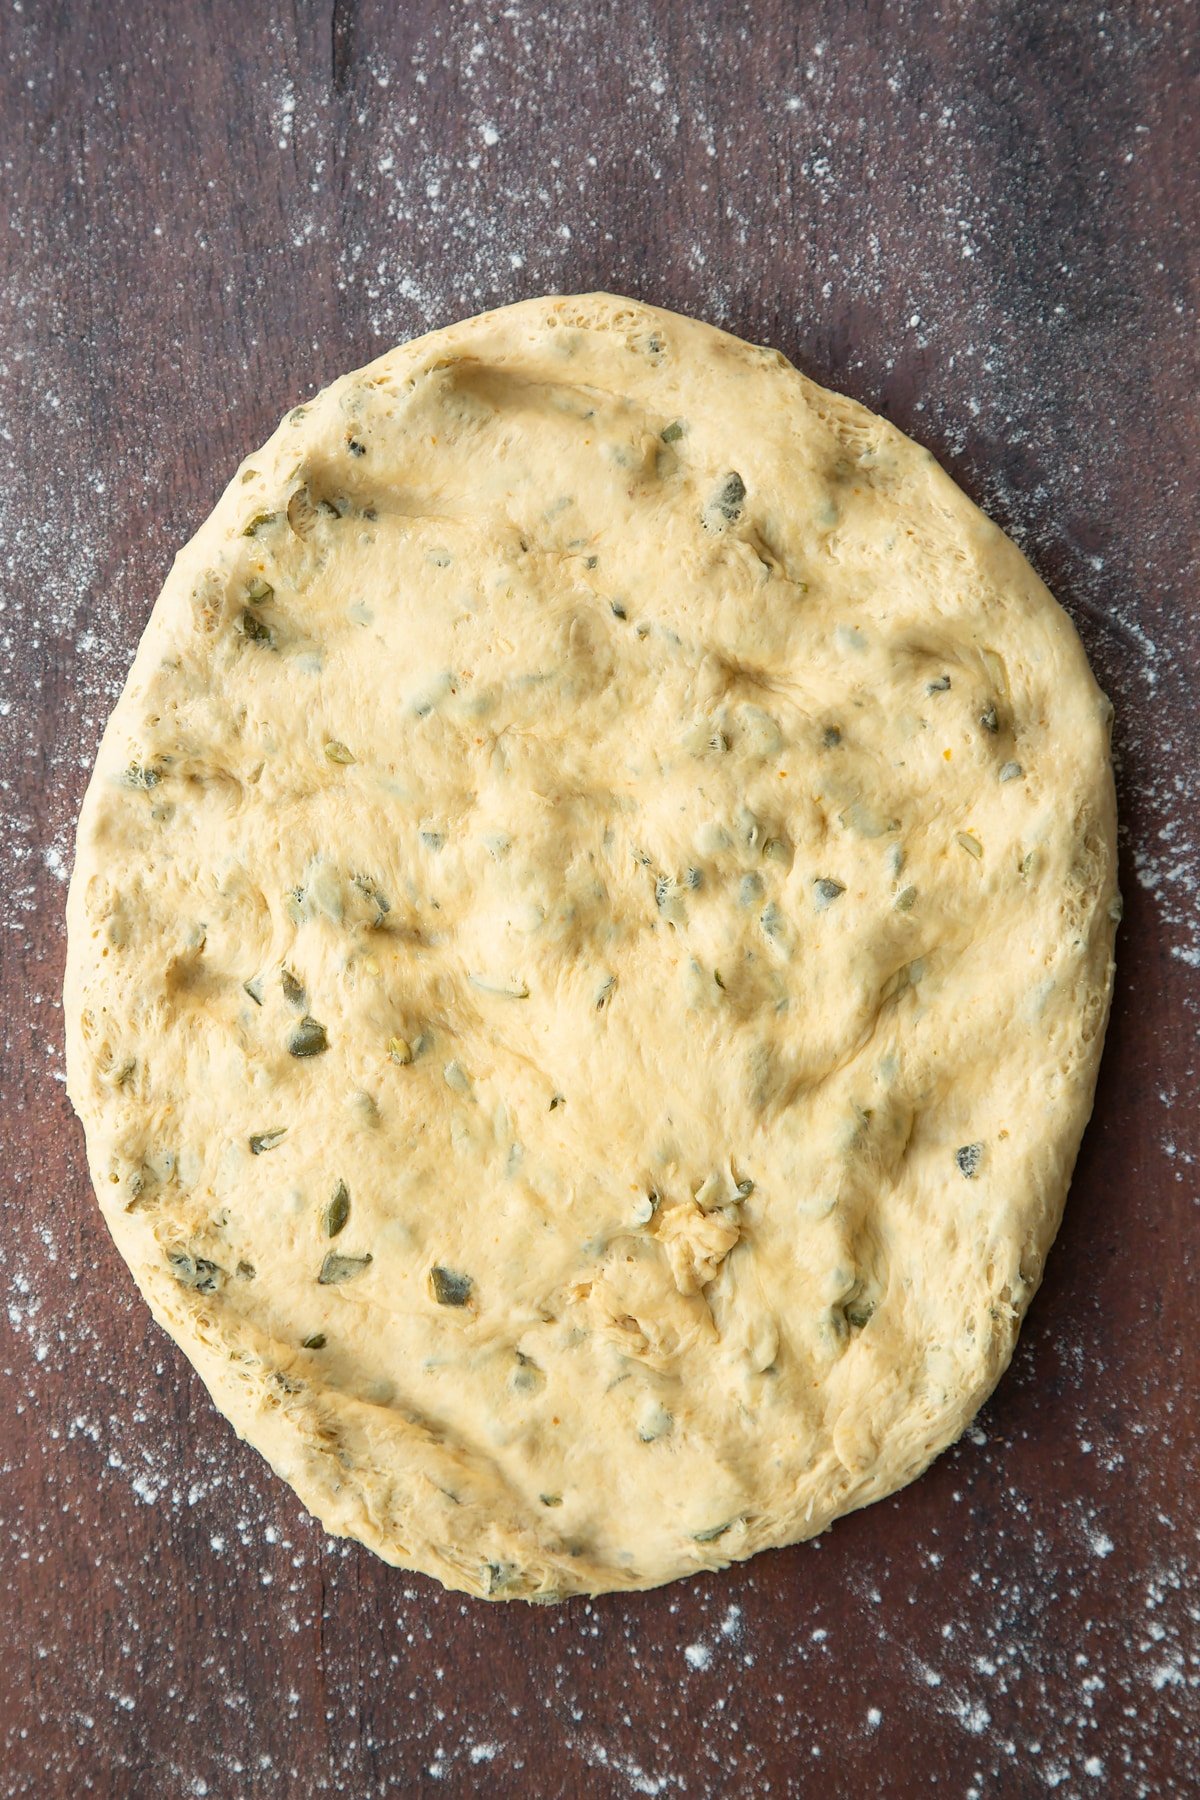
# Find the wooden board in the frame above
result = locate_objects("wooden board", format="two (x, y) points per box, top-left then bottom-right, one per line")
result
(1, 3), (1196, 1793)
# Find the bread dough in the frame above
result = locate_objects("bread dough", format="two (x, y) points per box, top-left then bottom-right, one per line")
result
(63, 294), (1119, 1598)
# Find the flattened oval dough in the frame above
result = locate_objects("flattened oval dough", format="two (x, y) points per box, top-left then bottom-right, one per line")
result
(63, 294), (1119, 1598)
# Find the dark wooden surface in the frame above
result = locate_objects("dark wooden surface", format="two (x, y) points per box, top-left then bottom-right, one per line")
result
(1, 3), (1197, 1795)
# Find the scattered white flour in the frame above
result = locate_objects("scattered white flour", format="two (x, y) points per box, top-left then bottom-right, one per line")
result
(0, 3), (1195, 1797)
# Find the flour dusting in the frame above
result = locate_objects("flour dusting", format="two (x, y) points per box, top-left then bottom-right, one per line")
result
(0, 1), (1196, 1796)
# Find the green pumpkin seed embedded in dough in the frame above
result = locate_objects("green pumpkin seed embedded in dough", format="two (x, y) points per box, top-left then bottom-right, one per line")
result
(693, 1520), (737, 1543)
(956, 1143), (984, 1178)
(288, 1016), (328, 1057)
(318, 1251), (373, 1285)
(167, 1250), (224, 1293)
(706, 471), (746, 526)
(324, 1181), (350, 1238)
(280, 967), (306, 1008)
(430, 1266), (473, 1307)
(238, 608), (274, 644)
(122, 762), (162, 789)
(249, 1128), (287, 1155)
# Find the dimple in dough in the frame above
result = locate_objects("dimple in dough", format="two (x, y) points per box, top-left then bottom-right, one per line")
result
(63, 294), (1119, 1599)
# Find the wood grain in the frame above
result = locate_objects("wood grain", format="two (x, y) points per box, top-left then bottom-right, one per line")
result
(1, 2), (1196, 1795)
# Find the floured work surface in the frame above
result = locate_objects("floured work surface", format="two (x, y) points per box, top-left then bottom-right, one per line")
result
(63, 294), (1118, 1598)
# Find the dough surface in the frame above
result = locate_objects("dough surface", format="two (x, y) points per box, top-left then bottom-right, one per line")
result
(63, 294), (1118, 1598)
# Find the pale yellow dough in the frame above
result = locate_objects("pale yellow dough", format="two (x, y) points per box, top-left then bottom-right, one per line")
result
(64, 294), (1118, 1598)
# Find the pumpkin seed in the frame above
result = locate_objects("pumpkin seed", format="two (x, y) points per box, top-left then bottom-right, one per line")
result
(324, 1181), (350, 1237)
(706, 471), (746, 525)
(238, 608), (273, 644)
(318, 1251), (373, 1285)
(288, 1015), (328, 1057)
(352, 873), (391, 918)
(167, 1250), (224, 1293)
(249, 1128), (287, 1155)
(955, 1142), (983, 1178)
(430, 1266), (473, 1306)
(122, 762), (162, 788)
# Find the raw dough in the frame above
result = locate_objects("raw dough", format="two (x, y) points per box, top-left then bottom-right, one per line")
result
(63, 294), (1119, 1598)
